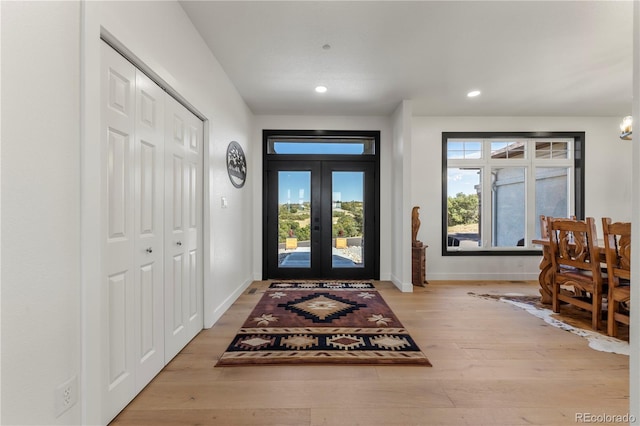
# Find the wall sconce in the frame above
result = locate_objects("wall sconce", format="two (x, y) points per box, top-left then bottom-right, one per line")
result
(620, 115), (632, 140)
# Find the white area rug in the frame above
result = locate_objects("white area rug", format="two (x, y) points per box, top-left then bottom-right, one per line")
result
(471, 292), (629, 356)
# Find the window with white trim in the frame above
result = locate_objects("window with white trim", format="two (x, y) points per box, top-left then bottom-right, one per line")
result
(442, 132), (584, 255)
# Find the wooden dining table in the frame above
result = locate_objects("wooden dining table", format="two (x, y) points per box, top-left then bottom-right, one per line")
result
(532, 238), (554, 304)
(531, 238), (606, 305)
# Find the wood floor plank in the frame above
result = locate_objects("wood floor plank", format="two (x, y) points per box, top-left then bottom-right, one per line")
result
(218, 365), (380, 382)
(111, 408), (310, 425)
(110, 280), (630, 426)
(310, 406), (627, 426)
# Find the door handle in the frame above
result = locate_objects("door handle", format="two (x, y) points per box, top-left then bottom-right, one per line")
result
(145, 247), (153, 253)
(176, 241), (182, 246)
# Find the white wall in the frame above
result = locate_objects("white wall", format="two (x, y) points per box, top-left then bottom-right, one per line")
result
(412, 116), (632, 280)
(1, 2), (82, 424)
(82, 1), (254, 423)
(390, 101), (414, 291)
(1, 1), (255, 424)
(85, 0), (255, 317)
(252, 115), (392, 281)
(629, 2), (640, 421)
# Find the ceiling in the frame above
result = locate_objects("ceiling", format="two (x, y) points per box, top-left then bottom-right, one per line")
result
(180, 1), (633, 117)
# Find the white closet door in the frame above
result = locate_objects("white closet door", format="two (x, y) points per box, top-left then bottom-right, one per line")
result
(101, 42), (137, 417)
(101, 41), (204, 421)
(164, 96), (203, 362)
(133, 70), (165, 389)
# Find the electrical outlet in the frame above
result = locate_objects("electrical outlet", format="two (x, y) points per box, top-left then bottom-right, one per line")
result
(55, 375), (78, 417)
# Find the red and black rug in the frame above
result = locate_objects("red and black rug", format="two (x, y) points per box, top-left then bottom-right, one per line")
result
(216, 281), (432, 366)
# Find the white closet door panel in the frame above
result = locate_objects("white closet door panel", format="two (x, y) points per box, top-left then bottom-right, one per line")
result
(172, 253), (184, 333)
(107, 129), (130, 241)
(107, 67), (132, 117)
(184, 119), (203, 339)
(189, 249), (198, 319)
(164, 96), (203, 363)
(164, 99), (189, 361)
(138, 263), (155, 358)
(189, 162), (197, 228)
(173, 115), (185, 146)
(172, 155), (184, 231)
(188, 124), (199, 153)
(187, 159), (199, 321)
(139, 141), (155, 234)
(133, 70), (165, 391)
(101, 42), (136, 419)
(107, 271), (131, 390)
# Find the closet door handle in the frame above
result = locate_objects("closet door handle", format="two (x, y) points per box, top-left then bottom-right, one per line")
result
(176, 241), (182, 246)
(145, 247), (153, 254)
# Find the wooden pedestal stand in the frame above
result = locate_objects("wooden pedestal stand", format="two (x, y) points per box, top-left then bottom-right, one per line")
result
(412, 242), (428, 287)
(411, 206), (428, 286)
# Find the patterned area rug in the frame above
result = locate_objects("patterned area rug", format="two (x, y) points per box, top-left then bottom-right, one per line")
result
(216, 281), (432, 366)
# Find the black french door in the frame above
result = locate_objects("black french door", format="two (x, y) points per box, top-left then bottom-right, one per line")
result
(264, 159), (379, 280)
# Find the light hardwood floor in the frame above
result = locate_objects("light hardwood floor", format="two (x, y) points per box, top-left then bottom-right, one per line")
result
(111, 281), (629, 425)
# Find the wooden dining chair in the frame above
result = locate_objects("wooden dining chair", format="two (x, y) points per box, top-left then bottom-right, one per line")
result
(540, 214), (575, 239)
(602, 217), (631, 337)
(547, 216), (605, 330)
(540, 214), (549, 238)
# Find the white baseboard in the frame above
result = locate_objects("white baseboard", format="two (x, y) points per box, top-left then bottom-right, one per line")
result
(426, 272), (539, 281)
(204, 277), (253, 328)
(390, 274), (414, 292)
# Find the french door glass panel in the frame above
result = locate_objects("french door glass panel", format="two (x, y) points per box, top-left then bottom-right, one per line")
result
(278, 171), (311, 269)
(332, 171), (364, 268)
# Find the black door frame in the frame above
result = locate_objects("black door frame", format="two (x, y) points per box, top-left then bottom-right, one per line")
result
(262, 129), (380, 280)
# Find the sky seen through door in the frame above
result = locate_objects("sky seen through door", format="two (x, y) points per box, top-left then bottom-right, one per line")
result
(278, 171), (364, 204)
(276, 143), (366, 204)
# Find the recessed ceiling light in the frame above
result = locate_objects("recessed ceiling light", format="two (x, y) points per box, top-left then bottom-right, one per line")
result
(315, 86), (327, 93)
(467, 90), (481, 98)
